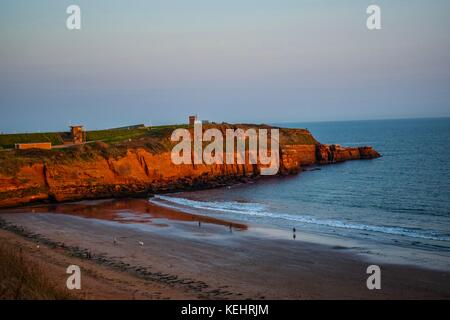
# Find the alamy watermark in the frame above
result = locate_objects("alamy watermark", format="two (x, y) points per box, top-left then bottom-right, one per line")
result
(66, 265), (81, 290)
(66, 5), (81, 30)
(65, 4), (381, 31)
(366, 265), (381, 290)
(367, 5), (382, 30)
(170, 121), (280, 175)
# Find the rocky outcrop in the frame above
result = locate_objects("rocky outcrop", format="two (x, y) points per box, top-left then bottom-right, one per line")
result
(0, 127), (380, 208)
(315, 144), (380, 164)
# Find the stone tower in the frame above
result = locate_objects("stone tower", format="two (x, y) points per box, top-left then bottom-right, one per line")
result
(70, 126), (85, 144)
(189, 115), (197, 126)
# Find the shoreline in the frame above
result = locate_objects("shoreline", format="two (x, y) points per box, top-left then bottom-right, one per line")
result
(150, 186), (450, 273)
(1, 198), (450, 299)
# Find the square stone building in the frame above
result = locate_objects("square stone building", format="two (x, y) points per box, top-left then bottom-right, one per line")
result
(70, 125), (85, 144)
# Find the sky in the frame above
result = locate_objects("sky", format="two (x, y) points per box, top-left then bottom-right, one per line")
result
(1, 0), (450, 132)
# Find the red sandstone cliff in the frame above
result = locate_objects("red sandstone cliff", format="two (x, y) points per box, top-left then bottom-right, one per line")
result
(0, 126), (380, 208)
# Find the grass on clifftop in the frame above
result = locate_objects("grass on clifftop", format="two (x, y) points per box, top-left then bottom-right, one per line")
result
(0, 124), (317, 176)
(0, 132), (64, 149)
(0, 243), (76, 300)
(86, 127), (151, 144)
(0, 124), (317, 149)
(0, 124), (189, 149)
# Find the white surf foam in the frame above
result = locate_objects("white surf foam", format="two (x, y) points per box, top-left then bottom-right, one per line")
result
(151, 195), (450, 242)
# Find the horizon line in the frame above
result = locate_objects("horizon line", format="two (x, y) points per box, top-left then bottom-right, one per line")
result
(1, 115), (449, 135)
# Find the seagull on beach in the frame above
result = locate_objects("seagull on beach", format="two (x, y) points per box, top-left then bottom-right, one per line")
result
(138, 241), (144, 246)
(113, 237), (118, 246)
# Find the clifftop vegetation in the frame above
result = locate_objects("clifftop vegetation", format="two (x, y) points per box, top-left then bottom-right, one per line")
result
(0, 124), (318, 176)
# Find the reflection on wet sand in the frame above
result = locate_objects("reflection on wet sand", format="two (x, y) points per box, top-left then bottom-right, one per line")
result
(10, 198), (248, 231)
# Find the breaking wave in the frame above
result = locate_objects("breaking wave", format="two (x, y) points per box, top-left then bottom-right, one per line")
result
(151, 195), (450, 242)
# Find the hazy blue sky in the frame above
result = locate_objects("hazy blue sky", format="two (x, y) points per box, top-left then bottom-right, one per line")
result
(1, 0), (450, 132)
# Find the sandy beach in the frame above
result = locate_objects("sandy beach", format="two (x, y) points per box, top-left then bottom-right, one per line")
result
(1, 198), (449, 300)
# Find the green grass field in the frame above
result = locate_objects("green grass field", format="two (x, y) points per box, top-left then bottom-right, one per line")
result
(0, 123), (316, 152)
(0, 124), (189, 149)
(0, 133), (64, 149)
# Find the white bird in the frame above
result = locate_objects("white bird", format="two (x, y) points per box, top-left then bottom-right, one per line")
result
(138, 241), (144, 246)
(113, 237), (118, 245)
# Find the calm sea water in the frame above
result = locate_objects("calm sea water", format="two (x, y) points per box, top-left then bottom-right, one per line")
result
(151, 118), (450, 269)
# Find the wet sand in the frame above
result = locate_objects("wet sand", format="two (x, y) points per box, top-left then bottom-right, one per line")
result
(1, 198), (449, 299)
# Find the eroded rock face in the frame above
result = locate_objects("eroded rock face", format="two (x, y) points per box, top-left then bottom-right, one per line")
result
(0, 129), (380, 208)
(315, 144), (381, 164)
(0, 163), (49, 208)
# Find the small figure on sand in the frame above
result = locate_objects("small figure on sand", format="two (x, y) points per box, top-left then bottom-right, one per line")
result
(229, 224), (233, 233)
(113, 237), (118, 246)
(293, 227), (297, 240)
(198, 221), (201, 228)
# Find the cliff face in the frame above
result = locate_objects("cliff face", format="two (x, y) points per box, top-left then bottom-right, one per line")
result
(0, 127), (380, 208)
(315, 144), (381, 163)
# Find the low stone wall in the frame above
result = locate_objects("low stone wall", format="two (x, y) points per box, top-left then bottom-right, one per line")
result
(15, 143), (52, 150)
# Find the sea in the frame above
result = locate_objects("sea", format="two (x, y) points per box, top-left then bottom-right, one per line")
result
(150, 118), (450, 270)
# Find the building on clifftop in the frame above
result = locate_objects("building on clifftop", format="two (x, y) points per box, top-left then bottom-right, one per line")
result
(70, 125), (85, 144)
